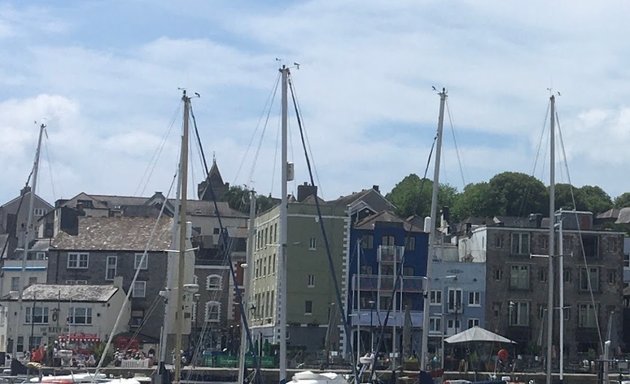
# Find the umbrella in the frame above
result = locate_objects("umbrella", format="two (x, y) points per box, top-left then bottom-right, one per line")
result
(444, 326), (516, 344)
(402, 305), (412, 359)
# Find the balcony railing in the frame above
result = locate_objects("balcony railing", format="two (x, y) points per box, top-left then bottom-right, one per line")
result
(377, 245), (405, 263)
(352, 274), (426, 293)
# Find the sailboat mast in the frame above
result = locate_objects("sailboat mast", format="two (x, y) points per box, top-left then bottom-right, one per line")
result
(420, 89), (446, 371)
(174, 91), (191, 384)
(13, 123), (45, 361)
(546, 94), (556, 384)
(238, 191), (256, 384)
(278, 65), (289, 384)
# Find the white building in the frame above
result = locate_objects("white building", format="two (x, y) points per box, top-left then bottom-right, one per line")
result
(0, 278), (129, 355)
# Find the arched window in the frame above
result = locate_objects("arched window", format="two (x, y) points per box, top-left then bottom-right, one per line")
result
(206, 275), (222, 290)
(205, 301), (220, 323)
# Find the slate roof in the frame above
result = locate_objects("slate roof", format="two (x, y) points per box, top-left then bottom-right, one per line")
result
(355, 210), (424, 232)
(330, 187), (395, 211)
(616, 207), (630, 224)
(597, 208), (620, 220)
(2, 283), (119, 302)
(60, 192), (245, 218)
(52, 216), (173, 251)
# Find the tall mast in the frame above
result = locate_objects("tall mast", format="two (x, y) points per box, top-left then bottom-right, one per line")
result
(12, 123), (45, 365)
(420, 89), (446, 370)
(238, 191), (256, 384)
(174, 90), (190, 384)
(278, 65), (289, 384)
(546, 94), (556, 384)
(557, 209), (564, 384)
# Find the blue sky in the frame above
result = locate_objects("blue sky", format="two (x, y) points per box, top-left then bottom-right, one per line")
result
(1, 1), (630, 206)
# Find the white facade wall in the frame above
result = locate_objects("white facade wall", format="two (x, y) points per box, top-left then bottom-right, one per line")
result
(2, 288), (129, 352)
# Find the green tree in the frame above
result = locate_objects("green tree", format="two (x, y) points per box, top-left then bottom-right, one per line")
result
(385, 174), (457, 219)
(578, 185), (612, 214)
(451, 182), (495, 219)
(554, 183), (585, 211)
(224, 185), (276, 214)
(613, 192), (630, 208)
(488, 172), (548, 216)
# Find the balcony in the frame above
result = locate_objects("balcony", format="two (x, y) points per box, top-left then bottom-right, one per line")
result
(352, 274), (426, 293)
(377, 245), (405, 264)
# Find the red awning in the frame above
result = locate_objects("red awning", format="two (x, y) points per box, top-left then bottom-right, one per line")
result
(58, 332), (100, 343)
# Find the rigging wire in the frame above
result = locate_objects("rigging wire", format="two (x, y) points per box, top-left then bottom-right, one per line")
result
(270, 108), (281, 196)
(286, 77), (324, 198)
(555, 109), (605, 351)
(287, 73), (359, 383)
(445, 99), (466, 188)
(42, 134), (58, 201)
(530, 102), (551, 180)
(232, 72), (281, 188)
(190, 100), (264, 384)
(95, 169), (178, 374)
(248, 73), (282, 189)
(134, 103), (181, 196)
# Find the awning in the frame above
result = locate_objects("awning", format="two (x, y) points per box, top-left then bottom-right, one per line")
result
(444, 326), (516, 344)
(58, 332), (100, 342)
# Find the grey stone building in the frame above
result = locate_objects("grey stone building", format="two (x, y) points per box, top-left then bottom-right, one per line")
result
(47, 216), (173, 342)
(459, 212), (625, 361)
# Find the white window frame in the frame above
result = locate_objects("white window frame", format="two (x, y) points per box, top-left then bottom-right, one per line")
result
(429, 290), (442, 306)
(511, 233), (530, 255)
(35, 252), (46, 260)
(11, 277), (19, 291)
(205, 301), (220, 323)
(68, 307), (92, 325)
(105, 256), (117, 281)
(134, 253), (148, 270)
(33, 208), (45, 217)
(468, 291), (481, 306)
(307, 274), (315, 287)
(206, 275), (222, 290)
(429, 317), (442, 333)
(132, 281), (146, 298)
(25, 307), (49, 324)
(305, 300), (313, 315)
(468, 318), (480, 329)
(67, 252), (89, 269)
(509, 301), (530, 326)
(447, 288), (463, 313)
(309, 237), (317, 250)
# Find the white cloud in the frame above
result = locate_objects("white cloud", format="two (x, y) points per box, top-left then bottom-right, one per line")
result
(1, 0), (630, 205)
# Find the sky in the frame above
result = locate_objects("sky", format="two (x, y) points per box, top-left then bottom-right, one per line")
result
(1, 1), (629, 207)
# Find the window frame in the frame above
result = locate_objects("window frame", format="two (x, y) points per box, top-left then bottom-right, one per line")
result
(511, 233), (530, 255)
(105, 255), (117, 281)
(132, 281), (146, 298)
(468, 291), (481, 306)
(67, 252), (89, 269)
(68, 307), (93, 325)
(25, 306), (49, 324)
(206, 274), (222, 290)
(205, 301), (221, 323)
(134, 253), (148, 270)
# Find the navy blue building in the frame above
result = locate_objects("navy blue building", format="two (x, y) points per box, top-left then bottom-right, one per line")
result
(346, 210), (429, 360)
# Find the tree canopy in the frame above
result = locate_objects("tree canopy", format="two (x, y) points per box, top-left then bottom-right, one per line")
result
(384, 174), (456, 219)
(614, 192), (630, 209)
(224, 185), (276, 214)
(385, 171), (625, 222)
